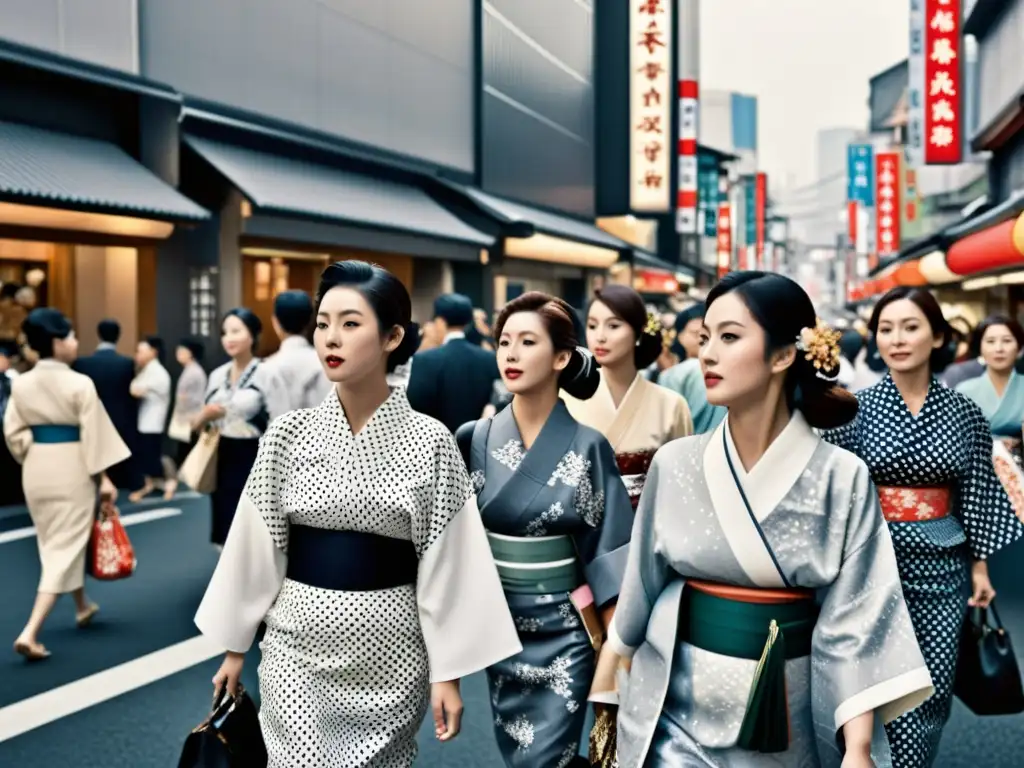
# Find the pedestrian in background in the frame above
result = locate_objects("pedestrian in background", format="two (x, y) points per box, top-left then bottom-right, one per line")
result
(264, 290), (331, 412)
(129, 335), (172, 502)
(4, 308), (128, 661)
(164, 337), (207, 500)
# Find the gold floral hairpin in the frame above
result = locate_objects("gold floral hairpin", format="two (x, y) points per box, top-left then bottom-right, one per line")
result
(643, 312), (662, 338)
(661, 327), (677, 351)
(795, 318), (842, 382)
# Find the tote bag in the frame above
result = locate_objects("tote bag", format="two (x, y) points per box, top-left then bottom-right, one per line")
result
(179, 428), (220, 494)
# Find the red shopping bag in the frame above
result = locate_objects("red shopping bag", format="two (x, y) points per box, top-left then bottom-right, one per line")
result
(88, 508), (137, 580)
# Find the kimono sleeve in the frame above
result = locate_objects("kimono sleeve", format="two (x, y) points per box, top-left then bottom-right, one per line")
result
(193, 411), (301, 653)
(77, 378), (130, 476)
(572, 436), (634, 608)
(812, 459), (933, 744)
(670, 395), (694, 440)
(957, 402), (1024, 560)
(606, 450), (671, 659)
(415, 430), (522, 683)
(821, 409), (860, 452)
(2, 390), (32, 463)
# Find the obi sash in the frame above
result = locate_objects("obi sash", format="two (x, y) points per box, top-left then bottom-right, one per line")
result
(877, 486), (951, 523)
(616, 449), (655, 509)
(679, 580), (819, 754)
(285, 525), (417, 591)
(486, 531), (583, 594)
(30, 424), (80, 443)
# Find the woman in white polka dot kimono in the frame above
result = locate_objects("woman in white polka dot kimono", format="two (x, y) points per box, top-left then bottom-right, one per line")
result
(455, 291), (635, 768)
(194, 261), (521, 768)
(824, 287), (1024, 768)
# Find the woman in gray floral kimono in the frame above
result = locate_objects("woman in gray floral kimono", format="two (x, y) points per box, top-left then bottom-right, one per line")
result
(457, 291), (634, 768)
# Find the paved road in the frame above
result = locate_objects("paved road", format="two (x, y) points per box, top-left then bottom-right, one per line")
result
(1, 493), (1023, 766)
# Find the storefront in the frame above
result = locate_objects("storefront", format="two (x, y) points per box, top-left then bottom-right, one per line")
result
(161, 107), (496, 357)
(0, 43), (209, 354)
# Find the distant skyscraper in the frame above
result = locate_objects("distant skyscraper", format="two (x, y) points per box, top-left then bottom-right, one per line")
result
(700, 89), (758, 175)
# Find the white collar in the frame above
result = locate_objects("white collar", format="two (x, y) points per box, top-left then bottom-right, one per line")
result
(443, 331), (466, 344)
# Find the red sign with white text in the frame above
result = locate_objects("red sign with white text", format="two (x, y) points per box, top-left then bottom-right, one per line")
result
(875, 152), (902, 256)
(847, 200), (858, 248)
(754, 173), (767, 267)
(716, 202), (732, 278)
(923, 0), (962, 164)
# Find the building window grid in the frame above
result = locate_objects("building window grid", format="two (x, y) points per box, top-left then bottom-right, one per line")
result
(189, 266), (218, 338)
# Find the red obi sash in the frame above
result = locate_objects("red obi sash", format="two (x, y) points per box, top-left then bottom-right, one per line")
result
(616, 449), (656, 509)
(877, 486), (951, 523)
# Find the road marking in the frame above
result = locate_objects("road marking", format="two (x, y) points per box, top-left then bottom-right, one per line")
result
(0, 634), (223, 743)
(0, 507), (183, 545)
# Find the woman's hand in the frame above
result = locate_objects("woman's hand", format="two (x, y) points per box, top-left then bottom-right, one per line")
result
(431, 680), (463, 742)
(99, 475), (117, 503)
(970, 560), (996, 608)
(841, 745), (874, 768)
(194, 403), (226, 429)
(212, 651), (245, 701)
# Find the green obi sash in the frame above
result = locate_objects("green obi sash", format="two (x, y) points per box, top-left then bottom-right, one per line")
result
(486, 532), (583, 594)
(679, 585), (820, 754)
(30, 424), (81, 443)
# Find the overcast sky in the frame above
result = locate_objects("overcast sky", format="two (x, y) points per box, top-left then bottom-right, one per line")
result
(701, 0), (911, 190)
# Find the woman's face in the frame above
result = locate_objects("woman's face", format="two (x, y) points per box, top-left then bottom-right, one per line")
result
(981, 324), (1019, 373)
(586, 300), (634, 369)
(679, 317), (703, 359)
(53, 329), (79, 363)
(135, 341), (156, 367)
(314, 286), (401, 386)
(699, 293), (792, 408)
(221, 315), (253, 359)
(874, 299), (943, 374)
(175, 345), (193, 366)
(498, 311), (570, 396)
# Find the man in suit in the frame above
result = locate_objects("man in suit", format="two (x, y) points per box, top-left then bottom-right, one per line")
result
(74, 319), (142, 491)
(407, 294), (500, 433)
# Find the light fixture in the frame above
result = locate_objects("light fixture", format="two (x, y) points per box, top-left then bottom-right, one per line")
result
(0, 202), (174, 239)
(917, 250), (959, 284)
(504, 233), (620, 269)
(999, 271), (1024, 285)
(241, 247), (331, 262)
(961, 276), (999, 291)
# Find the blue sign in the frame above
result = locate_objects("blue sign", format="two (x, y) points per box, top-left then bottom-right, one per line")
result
(744, 176), (756, 246)
(847, 144), (874, 206)
(698, 152), (720, 237)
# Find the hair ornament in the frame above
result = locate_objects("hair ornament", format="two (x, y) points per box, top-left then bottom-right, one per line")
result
(795, 318), (842, 382)
(643, 312), (662, 338)
(572, 345), (595, 382)
(660, 327), (677, 351)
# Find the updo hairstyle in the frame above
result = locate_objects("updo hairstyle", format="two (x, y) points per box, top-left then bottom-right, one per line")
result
(705, 271), (858, 429)
(867, 286), (954, 373)
(589, 284), (662, 369)
(315, 260), (418, 374)
(493, 291), (601, 400)
(22, 308), (73, 359)
(222, 307), (263, 352)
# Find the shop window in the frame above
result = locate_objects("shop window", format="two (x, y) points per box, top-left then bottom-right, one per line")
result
(189, 267), (218, 338)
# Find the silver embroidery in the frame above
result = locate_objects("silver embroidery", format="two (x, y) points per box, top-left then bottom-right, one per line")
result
(514, 654), (578, 713)
(514, 615), (543, 632)
(547, 451), (590, 488)
(574, 472), (605, 527)
(557, 743), (579, 768)
(558, 602), (580, 628)
(498, 713), (535, 750)
(492, 440), (526, 471)
(524, 501), (566, 536)
(470, 469), (486, 493)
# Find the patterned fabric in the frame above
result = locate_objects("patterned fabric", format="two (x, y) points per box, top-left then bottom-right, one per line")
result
(877, 486), (951, 522)
(824, 374), (1024, 768)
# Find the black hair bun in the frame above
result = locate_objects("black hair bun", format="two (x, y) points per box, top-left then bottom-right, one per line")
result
(559, 346), (601, 400)
(634, 331), (663, 370)
(791, 357), (858, 429)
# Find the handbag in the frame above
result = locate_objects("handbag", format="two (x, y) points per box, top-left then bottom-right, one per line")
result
(954, 601), (1024, 715)
(178, 686), (267, 768)
(88, 507), (136, 581)
(168, 412), (193, 443)
(179, 428), (220, 494)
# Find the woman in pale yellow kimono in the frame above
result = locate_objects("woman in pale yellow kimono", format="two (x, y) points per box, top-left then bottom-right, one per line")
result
(563, 284), (692, 510)
(4, 308), (129, 661)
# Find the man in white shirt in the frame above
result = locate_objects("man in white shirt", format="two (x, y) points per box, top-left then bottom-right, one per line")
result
(265, 290), (332, 411)
(129, 336), (172, 501)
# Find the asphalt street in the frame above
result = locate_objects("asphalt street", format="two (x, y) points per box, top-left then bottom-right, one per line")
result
(1, 492), (1023, 767)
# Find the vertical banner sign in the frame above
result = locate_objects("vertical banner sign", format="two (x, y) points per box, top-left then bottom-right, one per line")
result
(754, 172), (767, 269)
(846, 144), (875, 206)
(905, 167), (918, 221)
(875, 152), (902, 257)
(677, 79), (699, 233)
(907, 0), (926, 167)
(716, 203), (732, 278)
(743, 177), (756, 270)
(847, 201), (859, 248)
(630, 0), (673, 211)
(698, 153), (719, 236)
(923, 0), (962, 164)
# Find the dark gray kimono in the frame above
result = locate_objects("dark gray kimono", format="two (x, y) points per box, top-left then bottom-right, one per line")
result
(459, 400), (634, 768)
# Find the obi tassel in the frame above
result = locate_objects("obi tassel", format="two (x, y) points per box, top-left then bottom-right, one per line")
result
(736, 619), (789, 753)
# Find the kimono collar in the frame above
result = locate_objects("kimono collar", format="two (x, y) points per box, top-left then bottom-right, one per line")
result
(317, 385), (410, 437)
(35, 358), (71, 370)
(598, 370), (645, 412)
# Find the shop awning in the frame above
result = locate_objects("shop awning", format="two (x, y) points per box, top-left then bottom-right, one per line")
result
(185, 136), (494, 249)
(0, 120), (208, 236)
(441, 184), (631, 269)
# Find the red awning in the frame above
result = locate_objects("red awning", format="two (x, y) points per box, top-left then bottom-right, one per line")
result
(945, 216), (1023, 276)
(633, 268), (679, 294)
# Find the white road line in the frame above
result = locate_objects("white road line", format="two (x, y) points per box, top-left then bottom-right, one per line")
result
(0, 507), (183, 545)
(0, 634), (223, 743)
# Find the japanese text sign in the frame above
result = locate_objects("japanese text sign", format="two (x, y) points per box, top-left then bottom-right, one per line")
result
(847, 144), (875, 206)
(630, 0), (673, 211)
(755, 173), (767, 268)
(923, 0), (961, 164)
(907, 0), (926, 166)
(717, 203), (732, 278)
(875, 153), (902, 256)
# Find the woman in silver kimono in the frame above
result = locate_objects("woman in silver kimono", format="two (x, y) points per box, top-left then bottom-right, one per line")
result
(825, 288), (1024, 768)
(605, 272), (934, 768)
(456, 291), (635, 768)
(197, 261), (521, 767)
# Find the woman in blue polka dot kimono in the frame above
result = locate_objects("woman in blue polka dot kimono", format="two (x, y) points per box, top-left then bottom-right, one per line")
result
(824, 286), (1024, 768)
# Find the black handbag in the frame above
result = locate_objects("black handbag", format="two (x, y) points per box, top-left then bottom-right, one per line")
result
(953, 602), (1024, 716)
(178, 686), (268, 768)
